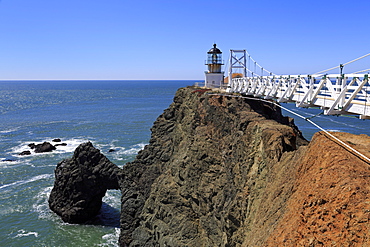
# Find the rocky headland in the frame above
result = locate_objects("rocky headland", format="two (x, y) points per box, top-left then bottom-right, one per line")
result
(49, 86), (370, 246)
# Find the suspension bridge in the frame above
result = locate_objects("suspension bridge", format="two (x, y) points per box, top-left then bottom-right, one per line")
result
(226, 50), (370, 119)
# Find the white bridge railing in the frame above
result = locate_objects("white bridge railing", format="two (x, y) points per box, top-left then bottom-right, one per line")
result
(227, 73), (370, 119)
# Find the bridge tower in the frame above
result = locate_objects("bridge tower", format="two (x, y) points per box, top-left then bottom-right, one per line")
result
(227, 50), (247, 91)
(205, 44), (224, 88)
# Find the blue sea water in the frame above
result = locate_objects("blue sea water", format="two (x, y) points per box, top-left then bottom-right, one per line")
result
(280, 103), (370, 140)
(0, 80), (369, 246)
(0, 80), (192, 247)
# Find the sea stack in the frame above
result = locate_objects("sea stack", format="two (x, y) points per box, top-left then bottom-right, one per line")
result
(48, 142), (121, 223)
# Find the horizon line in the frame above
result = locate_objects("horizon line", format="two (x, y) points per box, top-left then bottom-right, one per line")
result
(0, 79), (204, 81)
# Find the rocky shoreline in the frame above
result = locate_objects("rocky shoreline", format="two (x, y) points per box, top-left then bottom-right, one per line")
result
(49, 86), (370, 246)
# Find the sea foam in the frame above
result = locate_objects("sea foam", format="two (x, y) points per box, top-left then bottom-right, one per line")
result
(108, 143), (147, 161)
(99, 227), (120, 247)
(13, 229), (39, 238)
(10, 137), (91, 157)
(0, 174), (52, 191)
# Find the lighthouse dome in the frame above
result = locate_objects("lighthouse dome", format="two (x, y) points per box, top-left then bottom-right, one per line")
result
(207, 44), (222, 54)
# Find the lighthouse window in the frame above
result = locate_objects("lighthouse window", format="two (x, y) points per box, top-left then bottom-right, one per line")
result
(207, 54), (222, 64)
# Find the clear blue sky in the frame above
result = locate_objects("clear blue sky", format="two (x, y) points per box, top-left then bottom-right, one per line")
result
(0, 0), (369, 80)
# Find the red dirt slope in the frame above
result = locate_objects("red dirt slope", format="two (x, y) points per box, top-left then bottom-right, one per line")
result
(266, 132), (370, 246)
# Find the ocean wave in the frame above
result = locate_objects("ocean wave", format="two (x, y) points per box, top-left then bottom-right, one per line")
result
(103, 190), (122, 209)
(10, 137), (91, 157)
(33, 186), (56, 221)
(0, 174), (52, 191)
(0, 127), (20, 134)
(99, 227), (120, 247)
(13, 229), (38, 238)
(51, 138), (91, 154)
(122, 143), (146, 155)
(108, 143), (147, 161)
(0, 205), (24, 216)
(323, 116), (362, 129)
(0, 159), (22, 167)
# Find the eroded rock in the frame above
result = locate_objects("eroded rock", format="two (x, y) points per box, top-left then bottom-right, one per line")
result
(48, 142), (121, 224)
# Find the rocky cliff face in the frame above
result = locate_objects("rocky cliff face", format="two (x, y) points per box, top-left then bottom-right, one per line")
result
(118, 87), (308, 246)
(49, 86), (370, 246)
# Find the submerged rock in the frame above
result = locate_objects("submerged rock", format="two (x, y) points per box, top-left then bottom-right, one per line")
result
(34, 142), (56, 153)
(1, 158), (16, 162)
(18, 150), (31, 156)
(54, 143), (67, 147)
(28, 143), (36, 149)
(28, 142), (56, 153)
(48, 142), (121, 224)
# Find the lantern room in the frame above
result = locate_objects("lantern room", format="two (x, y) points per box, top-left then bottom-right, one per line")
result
(206, 44), (223, 73)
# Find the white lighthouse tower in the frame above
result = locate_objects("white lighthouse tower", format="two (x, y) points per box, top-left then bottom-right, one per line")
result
(205, 44), (224, 88)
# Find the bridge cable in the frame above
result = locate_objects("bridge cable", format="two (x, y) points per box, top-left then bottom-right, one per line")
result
(242, 50), (276, 77)
(313, 65), (341, 76)
(342, 53), (370, 66)
(353, 68), (370, 74)
(208, 93), (370, 164)
(305, 111), (324, 120)
(313, 53), (370, 75)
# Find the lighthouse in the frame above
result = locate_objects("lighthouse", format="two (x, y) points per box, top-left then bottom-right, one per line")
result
(205, 44), (224, 88)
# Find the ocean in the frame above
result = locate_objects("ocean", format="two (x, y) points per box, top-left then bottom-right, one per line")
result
(1, 80), (369, 246)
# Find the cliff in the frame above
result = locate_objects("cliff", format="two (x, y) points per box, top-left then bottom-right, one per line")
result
(118, 86), (308, 246)
(49, 86), (370, 246)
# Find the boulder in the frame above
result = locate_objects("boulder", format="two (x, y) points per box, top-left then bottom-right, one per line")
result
(48, 142), (121, 224)
(28, 143), (36, 149)
(55, 143), (67, 147)
(34, 142), (56, 153)
(1, 158), (16, 162)
(52, 138), (62, 142)
(19, 150), (31, 156)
